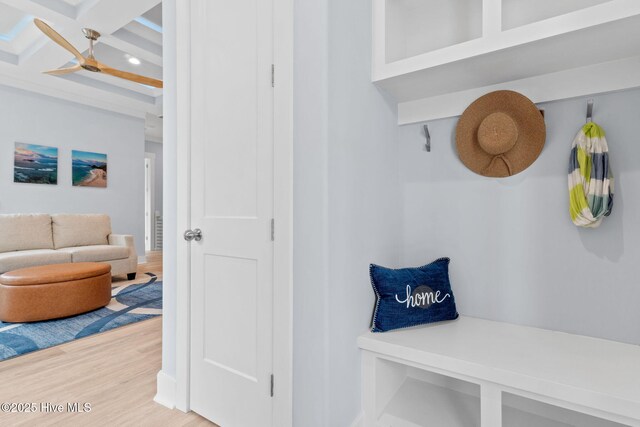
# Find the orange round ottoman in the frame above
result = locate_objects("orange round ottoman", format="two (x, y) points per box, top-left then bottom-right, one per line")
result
(0, 262), (112, 323)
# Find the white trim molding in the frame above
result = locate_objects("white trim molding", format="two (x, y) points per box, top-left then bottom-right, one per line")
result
(171, 0), (294, 424)
(397, 50), (640, 124)
(174, 0), (192, 414)
(272, 0), (294, 425)
(154, 370), (177, 409)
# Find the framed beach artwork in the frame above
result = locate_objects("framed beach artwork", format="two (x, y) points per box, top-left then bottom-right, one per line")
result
(14, 142), (58, 185)
(72, 150), (108, 188)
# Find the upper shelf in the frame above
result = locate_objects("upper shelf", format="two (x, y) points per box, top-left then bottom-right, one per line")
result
(374, 0), (640, 124)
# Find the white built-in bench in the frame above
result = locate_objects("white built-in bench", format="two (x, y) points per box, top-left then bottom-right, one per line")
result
(358, 317), (640, 427)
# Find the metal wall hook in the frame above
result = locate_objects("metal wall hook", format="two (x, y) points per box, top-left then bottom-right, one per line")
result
(586, 99), (594, 123)
(423, 124), (431, 152)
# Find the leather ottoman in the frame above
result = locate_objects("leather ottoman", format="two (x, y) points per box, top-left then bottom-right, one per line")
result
(0, 262), (112, 323)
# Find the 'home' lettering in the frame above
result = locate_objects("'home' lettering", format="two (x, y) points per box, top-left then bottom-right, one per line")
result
(395, 285), (450, 309)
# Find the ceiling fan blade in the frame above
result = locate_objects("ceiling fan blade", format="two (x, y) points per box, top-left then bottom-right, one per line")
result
(43, 64), (82, 76)
(99, 65), (163, 88)
(33, 18), (85, 64)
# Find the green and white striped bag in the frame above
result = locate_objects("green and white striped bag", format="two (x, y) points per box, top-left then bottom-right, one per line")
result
(568, 122), (614, 228)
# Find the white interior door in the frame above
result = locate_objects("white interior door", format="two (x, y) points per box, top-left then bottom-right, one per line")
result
(188, 0), (274, 426)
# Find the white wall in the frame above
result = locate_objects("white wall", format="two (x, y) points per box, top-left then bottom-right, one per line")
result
(0, 84), (146, 257)
(293, 0), (330, 424)
(294, 0), (400, 425)
(399, 89), (640, 346)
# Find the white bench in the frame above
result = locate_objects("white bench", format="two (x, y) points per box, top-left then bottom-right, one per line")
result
(358, 316), (640, 427)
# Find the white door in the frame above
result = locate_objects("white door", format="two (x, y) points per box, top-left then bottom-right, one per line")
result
(188, 0), (274, 426)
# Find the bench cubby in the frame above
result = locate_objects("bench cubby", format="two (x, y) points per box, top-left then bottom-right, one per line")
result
(359, 317), (640, 426)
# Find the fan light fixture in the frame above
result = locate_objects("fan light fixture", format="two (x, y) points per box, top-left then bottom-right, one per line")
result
(33, 18), (163, 88)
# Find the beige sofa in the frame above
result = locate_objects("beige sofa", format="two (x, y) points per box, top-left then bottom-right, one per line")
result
(0, 214), (138, 279)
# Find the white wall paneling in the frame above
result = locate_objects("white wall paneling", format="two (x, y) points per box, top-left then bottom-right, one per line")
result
(399, 89), (640, 347)
(293, 0), (401, 425)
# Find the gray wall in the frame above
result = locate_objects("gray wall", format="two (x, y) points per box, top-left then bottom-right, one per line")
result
(294, 0), (400, 425)
(399, 89), (640, 346)
(145, 141), (164, 216)
(0, 84), (146, 257)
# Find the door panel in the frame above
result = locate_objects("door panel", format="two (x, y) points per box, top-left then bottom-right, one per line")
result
(189, 0), (274, 425)
(203, 255), (258, 380)
(202, 0), (259, 219)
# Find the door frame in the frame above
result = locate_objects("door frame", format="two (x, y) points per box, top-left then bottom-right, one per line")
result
(144, 152), (156, 252)
(173, 1), (293, 426)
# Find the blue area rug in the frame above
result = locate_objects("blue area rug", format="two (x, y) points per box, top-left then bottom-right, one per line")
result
(0, 273), (162, 362)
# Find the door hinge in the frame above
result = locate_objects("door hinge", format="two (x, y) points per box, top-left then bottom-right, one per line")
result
(271, 64), (275, 87)
(270, 374), (274, 397)
(270, 218), (275, 241)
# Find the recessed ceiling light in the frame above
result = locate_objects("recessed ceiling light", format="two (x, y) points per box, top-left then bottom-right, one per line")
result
(128, 57), (141, 65)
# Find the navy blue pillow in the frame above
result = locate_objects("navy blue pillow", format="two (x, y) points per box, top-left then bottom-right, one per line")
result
(369, 257), (458, 332)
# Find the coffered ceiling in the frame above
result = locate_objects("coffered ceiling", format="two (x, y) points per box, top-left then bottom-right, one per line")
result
(0, 0), (162, 121)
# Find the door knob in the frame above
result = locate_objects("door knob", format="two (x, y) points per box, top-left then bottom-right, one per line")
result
(184, 228), (202, 242)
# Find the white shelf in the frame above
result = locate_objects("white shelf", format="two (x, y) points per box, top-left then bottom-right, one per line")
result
(359, 317), (640, 426)
(502, 0), (614, 31)
(375, 377), (625, 427)
(503, 393), (627, 427)
(374, 0), (640, 123)
(385, 0), (482, 63)
(378, 377), (480, 427)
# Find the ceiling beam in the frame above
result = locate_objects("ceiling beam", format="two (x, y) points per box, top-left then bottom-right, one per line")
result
(0, 0), (163, 117)
(1, 0), (87, 69)
(76, 0), (161, 35)
(0, 60), (160, 118)
(100, 34), (162, 67)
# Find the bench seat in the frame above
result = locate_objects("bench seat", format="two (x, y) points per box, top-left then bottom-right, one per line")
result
(358, 316), (640, 426)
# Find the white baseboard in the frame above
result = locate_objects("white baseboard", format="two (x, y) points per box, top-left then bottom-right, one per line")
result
(154, 370), (176, 409)
(350, 412), (364, 427)
(138, 255), (147, 264)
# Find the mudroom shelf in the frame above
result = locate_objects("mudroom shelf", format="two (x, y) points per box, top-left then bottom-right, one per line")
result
(359, 317), (640, 427)
(374, 0), (640, 123)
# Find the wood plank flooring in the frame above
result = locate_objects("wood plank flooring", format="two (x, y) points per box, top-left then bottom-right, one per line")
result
(0, 252), (214, 427)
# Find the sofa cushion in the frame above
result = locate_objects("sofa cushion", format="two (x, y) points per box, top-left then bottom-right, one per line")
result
(0, 249), (71, 274)
(0, 214), (54, 254)
(52, 214), (111, 249)
(57, 245), (129, 263)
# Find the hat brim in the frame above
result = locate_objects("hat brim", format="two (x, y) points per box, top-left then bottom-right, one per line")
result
(456, 90), (546, 177)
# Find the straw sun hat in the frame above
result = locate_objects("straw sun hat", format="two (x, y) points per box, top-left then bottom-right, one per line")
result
(455, 90), (546, 178)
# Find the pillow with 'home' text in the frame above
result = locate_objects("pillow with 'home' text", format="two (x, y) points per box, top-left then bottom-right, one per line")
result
(369, 257), (458, 332)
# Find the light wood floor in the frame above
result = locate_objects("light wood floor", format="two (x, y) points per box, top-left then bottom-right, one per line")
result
(0, 252), (214, 427)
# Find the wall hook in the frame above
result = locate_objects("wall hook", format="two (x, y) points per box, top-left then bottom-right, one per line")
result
(586, 99), (594, 123)
(423, 124), (431, 152)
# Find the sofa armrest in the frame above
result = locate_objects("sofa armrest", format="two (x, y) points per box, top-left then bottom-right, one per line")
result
(108, 234), (137, 258)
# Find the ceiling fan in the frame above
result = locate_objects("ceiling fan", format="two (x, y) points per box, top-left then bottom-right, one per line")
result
(33, 18), (163, 88)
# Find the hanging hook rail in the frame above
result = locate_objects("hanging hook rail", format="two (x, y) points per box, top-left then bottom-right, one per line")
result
(423, 124), (431, 152)
(586, 99), (594, 123)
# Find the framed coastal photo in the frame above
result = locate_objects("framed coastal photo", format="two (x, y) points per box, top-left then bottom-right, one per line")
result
(72, 150), (107, 188)
(14, 142), (58, 185)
